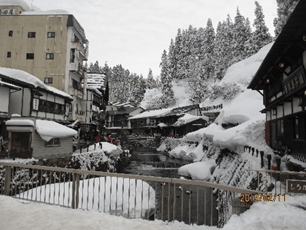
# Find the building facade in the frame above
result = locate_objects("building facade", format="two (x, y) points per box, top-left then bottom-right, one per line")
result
(0, 2), (88, 122)
(248, 1), (306, 160)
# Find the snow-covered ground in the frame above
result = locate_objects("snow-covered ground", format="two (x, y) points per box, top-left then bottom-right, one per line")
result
(1, 194), (305, 230)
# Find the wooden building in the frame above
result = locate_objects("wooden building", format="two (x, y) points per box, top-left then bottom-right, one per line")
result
(248, 1), (306, 160)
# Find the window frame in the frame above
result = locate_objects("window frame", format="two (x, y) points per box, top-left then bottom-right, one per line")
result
(28, 32), (36, 38)
(46, 53), (54, 60)
(44, 77), (53, 84)
(26, 53), (34, 60)
(8, 30), (13, 37)
(45, 138), (61, 147)
(47, 32), (55, 38)
(7, 51), (11, 58)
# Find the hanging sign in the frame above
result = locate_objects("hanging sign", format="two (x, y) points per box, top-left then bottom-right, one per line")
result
(33, 98), (39, 111)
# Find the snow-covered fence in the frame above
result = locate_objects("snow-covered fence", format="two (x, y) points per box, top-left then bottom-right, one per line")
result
(246, 168), (306, 195)
(0, 162), (257, 227)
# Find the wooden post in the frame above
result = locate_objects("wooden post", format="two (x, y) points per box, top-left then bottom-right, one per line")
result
(4, 166), (12, 196)
(252, 148), (255, 156)
(267, 154), (271, 170)
(260, 151), (264, 168)
(256, 149), (259, 157)
(72, 173), (79, 209)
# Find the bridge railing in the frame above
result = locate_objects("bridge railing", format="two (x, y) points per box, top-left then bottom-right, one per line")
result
(0, 162), (256, 227)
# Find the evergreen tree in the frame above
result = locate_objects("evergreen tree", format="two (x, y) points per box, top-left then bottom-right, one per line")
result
(93, 61), (100, 73)
(160, 50), (175, 107)
(245, 1), (272, 56)
(202, 18), (215, 80)
(232, 8), (251, 62)
(146, 68), (156, 89)
(274, 0), (298, 37)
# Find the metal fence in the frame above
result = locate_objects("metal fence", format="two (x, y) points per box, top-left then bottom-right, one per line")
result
(0, 162), (257, 227)
(246, 168), (306, 195)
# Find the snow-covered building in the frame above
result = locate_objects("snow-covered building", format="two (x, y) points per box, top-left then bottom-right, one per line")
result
(0, 0), (89, 122)
(105, 103), (144, 135)
(129, 105), (207, 136)
(5, 116), (76, 159)
(248, 1), (306, 161)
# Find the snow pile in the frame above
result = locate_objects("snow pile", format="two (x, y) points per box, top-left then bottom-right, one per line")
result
(1, 193), (305, 230)
(0, 0), (31, 11)
(173, 114), (208, 127)
(19, 176), (155, 219)
(178, 160), (216, 181)
(169, 144), (196, 160)
(5, 119), (34, 127)
(75, 142), (123, 157)
(36, 119), (77, 142)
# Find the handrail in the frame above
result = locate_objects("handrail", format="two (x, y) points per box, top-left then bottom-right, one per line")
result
(246, 168), (306, 176)
(0, 162), (257, 194)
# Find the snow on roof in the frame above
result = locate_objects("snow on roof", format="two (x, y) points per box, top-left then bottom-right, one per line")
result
(86, 86), (102, 96)
(5, 119), (34, 127)
(129, 108), (172, 120)
(0, 80), (21, 90)
(157, 123), (168, 128)
(21, 9), (70, 15)
(36, 120), (77, 142)
(0, 0), (30, 11)
(173, 114), (208, 127)
(0, 67), (72, 100)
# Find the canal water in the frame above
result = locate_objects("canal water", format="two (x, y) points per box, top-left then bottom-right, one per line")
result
(123, 149), (188, 178)
(123, 148), (218, 226)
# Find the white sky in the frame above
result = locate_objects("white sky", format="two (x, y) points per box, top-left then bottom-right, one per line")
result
(27, 0), (277, 78)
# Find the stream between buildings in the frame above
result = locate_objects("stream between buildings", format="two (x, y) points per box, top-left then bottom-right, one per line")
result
(123, 147), (218, 226)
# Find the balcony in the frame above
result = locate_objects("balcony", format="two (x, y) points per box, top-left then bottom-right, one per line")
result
(71, 38), (89, 60)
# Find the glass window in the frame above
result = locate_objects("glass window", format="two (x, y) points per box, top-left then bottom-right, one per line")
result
(28, 32), (36, 38)
(26, 53), (34, 59)
(8, 30), (13, 36)
(44, 77), (53, 84)
(47, 32), (55, 38)
(7, 52), (11, 58)
(277, 119), (284, 135)
(45, 138), (60, 147)
(46, 53), (54, 60)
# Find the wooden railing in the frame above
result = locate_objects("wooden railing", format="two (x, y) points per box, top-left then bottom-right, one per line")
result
(0, 162), (257, 227)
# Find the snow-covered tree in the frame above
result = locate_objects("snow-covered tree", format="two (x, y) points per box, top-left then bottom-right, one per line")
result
(160, 50), (175, 107)
(274, 0), (298, 37)
(245, 1), (272, 56)
(232, 8), (251, 62)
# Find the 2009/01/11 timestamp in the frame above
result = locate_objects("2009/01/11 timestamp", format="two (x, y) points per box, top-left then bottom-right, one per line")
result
(240, 193), (285, 203)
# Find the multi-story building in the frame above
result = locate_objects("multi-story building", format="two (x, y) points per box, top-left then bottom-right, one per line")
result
(0, 1), (89, 122)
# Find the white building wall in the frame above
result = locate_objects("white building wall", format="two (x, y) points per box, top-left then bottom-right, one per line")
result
(0, 86), (9, 114)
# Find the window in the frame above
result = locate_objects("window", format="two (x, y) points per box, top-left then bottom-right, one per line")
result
(44, 77), (53, 84)
(294, 117), (299, 139)
(8, 30), (13, 36)
(277, 119), (284, 135)
(26, 53), (34, 59)
(45, 138), (60, 147)
(70, 49), (75, 63)
(7, 52), (11, 58)
(47, 32), (55, 38)
(28, 32), (36, 38)
(46, 53), (54, 60)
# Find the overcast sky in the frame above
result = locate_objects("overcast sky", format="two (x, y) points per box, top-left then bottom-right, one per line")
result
(28, 0), (277, 78)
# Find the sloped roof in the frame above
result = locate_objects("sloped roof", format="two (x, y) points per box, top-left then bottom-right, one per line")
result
(248, 0), (306, 90)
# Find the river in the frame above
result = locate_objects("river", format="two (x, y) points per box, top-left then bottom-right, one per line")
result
(123, 147), (218, 226)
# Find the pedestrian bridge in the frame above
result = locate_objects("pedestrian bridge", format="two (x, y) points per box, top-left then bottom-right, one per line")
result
(0, 162), (257, 228)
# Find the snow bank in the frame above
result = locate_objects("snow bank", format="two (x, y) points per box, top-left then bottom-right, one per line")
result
(75, 142), (123, 157)
(178, 160), (216, 181)
(36, 119), (77, 142)
(170, 145), (196, 160)
(173, 114), (208, 127)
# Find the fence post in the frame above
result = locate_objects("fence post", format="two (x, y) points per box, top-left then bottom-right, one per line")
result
(71, 173), (79, 209)
(4, 166), (12, 196)
(252, 148), (254, 156)
(267, 154), (271, 170)
(256, 149), (259, 158)
(260, 151), (264, 168)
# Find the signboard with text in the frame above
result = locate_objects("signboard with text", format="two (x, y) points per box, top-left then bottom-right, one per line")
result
(0, 9), (16, 15)
(287, 179), (306, 194)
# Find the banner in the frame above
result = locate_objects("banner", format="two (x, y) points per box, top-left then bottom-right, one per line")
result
(200, 104), (223, 112)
